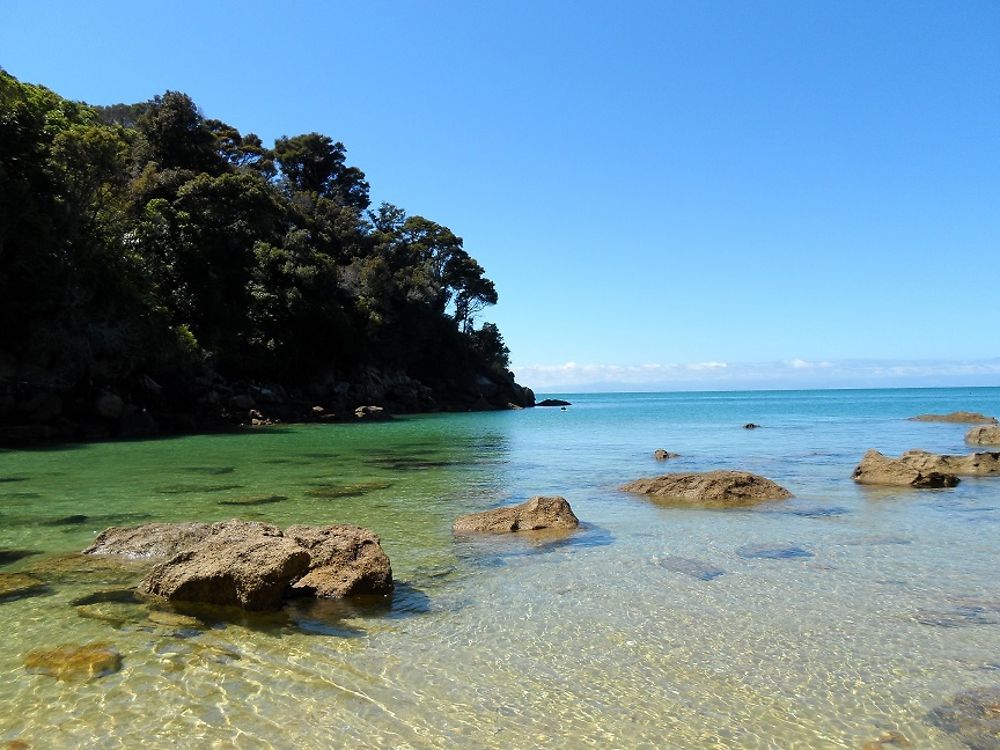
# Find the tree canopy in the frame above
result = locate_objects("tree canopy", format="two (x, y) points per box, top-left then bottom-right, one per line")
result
(0, 70), (513, 407)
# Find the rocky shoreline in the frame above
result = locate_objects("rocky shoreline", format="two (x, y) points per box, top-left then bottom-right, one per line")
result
(0, 366), (536, 447)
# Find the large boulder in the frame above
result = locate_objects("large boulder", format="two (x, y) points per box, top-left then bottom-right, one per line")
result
(286, 525), (393, 598)
(138, 522), (311, 611)
(537, 399), (571, 407)
(620, 471), (792, 507)
(453, 496), (580, 534)
(852, 449), (959, 488)
(899, 449), (1000, 476)
(909, 411), (997, 424)
(967, 424), (1000, 446)
(85, 520), (393, 611)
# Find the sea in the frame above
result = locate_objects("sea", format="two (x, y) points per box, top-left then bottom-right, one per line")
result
(1, 386), (998, 749)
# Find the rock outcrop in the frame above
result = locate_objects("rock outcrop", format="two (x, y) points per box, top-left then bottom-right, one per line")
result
(852, 449), (960, 488)
(898, 449), (1000, 476)
(620, 471), (792, 507)
(84, 520), (393, 611)
(967, 424), (1000, 446)
(537, 399), (571, 407)
(908, 411), (997, 424)
(452, 496), (580, 534)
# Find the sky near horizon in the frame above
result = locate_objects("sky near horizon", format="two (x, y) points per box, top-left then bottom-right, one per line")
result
(3, 1), (998, 391)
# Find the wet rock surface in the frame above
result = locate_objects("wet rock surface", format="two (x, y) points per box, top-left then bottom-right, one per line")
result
(909, 412), (997, 424)
(899, 449), (1000, 476)
(927, 687), (1000, 750)
(23, 642), (122, 681)
(968, 425), (1000, 446)
(620, 471), (793, 507)
(84, 522), (215, 559)
(453, 496), (580, 534)
(852, 449), (960, 488)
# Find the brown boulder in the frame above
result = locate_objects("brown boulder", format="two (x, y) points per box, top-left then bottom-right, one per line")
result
(453, 496), (580, 534)
(966, 424), (1000, 446)
(286, 525), (393, 597)
(653, 449), (679, 460)
(138, 522), (310, 610)
(852, 449), (959, 488)
(87, 520), (393, 611)
(909, 411), (997, 424)
(899, 449), (1000, 476)
(620, 471), (792, 507)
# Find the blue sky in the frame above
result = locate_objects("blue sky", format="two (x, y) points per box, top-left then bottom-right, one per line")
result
(3, 1), (998, 390)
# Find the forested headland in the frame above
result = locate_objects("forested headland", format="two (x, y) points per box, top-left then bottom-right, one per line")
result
(0, 71), (534, 444)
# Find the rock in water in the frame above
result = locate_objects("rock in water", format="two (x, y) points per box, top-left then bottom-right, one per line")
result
(927, 687), (1000, 750)
(909, 411), (998, 424)
(899, 449), (1000, 476)
(453, 496), (580, 534)
(286, 525), (393, 598)
(536, 399), (572, 407)
(657, 556), (724, 581)
(138, 523), (311, 611)
(967, 425), (1000, 446)
(0, 573), (47, 600)
(84, 522), (214, 559)
(620, 471), (792, 507)
(87, 520), (393, 611)
(653, 449), (679, 460)
(24, 643), (122, 681)
(736, 544), (813, 560)
(852, 449), (960, 488)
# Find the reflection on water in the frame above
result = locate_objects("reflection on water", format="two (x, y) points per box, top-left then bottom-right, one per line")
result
(0, 387), (999, 748)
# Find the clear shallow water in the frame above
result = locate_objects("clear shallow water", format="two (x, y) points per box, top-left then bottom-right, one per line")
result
(1, 387), (999, 748)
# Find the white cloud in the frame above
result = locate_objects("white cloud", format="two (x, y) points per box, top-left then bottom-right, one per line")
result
(512, 357), (1000, 392)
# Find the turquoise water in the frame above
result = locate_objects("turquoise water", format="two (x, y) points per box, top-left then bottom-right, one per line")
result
(1, 386), (999, 748)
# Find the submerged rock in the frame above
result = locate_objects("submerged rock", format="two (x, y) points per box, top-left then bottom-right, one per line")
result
(968, 425), (1000, 446)
(24, 642), (122, 681)
(743, 423), (761, 430)
(453, 496), (580, 534)
(657, 555), (724, 581)
(861, 730), (912, 749)
(909, 411), (997, 424)
(852, 449), (960, 488)
(899, 449), (1000, 476)
(653, 449), (679, 460)
(87, 520), (393, 611)
(737, 544), (814, 560)
(620, 471), (792, 507)
(0, 573), (47, 600)
(927, 687), (1000, 750)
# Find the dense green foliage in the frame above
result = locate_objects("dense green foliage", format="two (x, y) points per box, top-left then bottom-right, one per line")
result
(0, 72), (510, 397)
